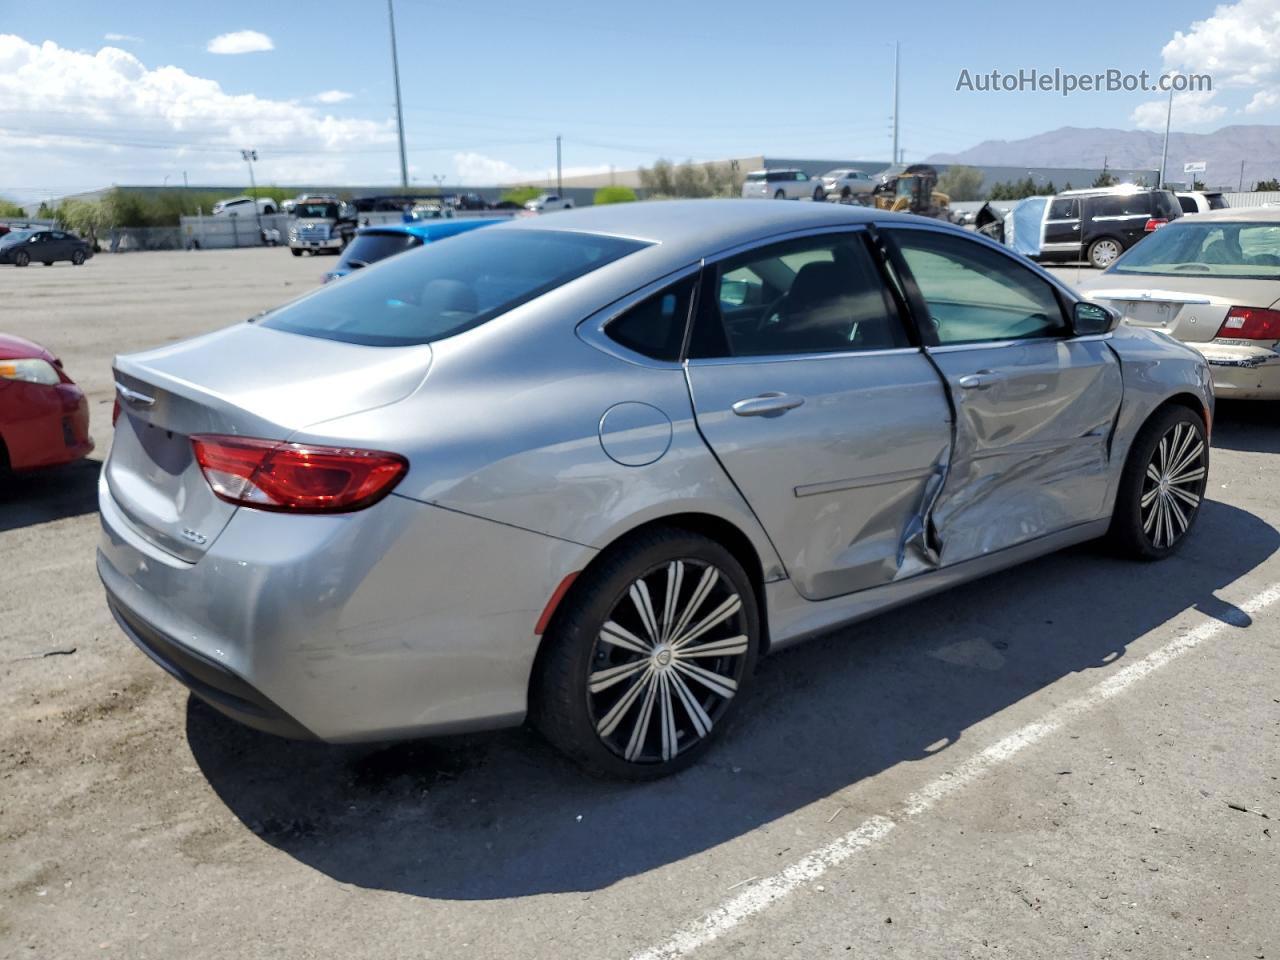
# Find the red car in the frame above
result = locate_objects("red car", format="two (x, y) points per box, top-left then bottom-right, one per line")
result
(0, 334), (93, 473)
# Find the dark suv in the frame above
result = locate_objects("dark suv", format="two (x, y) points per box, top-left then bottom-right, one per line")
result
(1038, 187), (1183, 269)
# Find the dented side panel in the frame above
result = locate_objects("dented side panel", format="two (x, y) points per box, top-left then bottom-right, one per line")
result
(925, 338), (1123, 565)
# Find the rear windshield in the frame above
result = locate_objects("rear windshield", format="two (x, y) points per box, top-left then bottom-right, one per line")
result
(338, 231), (420, 269)
(260, 228), (648, 346)
(745, 173), (766, 182)
(1109, 221), (1280, 279)
(1206, 193), (1229, 210)
(0, 230), (33, 248)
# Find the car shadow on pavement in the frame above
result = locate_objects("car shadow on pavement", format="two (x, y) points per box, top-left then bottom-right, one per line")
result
(0, 459), (101, 533)
(1209, 400), (1280, 454)
(187, 495), (1279, 902)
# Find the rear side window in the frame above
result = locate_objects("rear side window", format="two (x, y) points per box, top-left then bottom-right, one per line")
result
(1090, 193), (1152, 217)
(260, 229), (647, 346)
(605, 277), (696, 362)
(1178, 196), (1197, 214)
(690, 233), (908, 358)
(891, 229), (1067, 344)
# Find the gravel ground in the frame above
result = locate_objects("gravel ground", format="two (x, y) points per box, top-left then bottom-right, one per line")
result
(0, 250), (1276, 960)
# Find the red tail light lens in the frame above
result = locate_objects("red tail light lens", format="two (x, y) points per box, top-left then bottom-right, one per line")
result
(111, 398), (120, 427)
(191, 435), (407, 513)
(1144, 218), (1169, 232)
(1216, 305), (1280, 340)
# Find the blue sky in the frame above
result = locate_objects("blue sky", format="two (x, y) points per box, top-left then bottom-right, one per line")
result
(2, 0), (1276, 200)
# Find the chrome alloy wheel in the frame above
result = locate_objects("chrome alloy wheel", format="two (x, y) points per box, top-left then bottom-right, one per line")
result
(1091, 238), (1122, 268)
(588, 559), (750, 764)
(1141, 421), (1206, 549)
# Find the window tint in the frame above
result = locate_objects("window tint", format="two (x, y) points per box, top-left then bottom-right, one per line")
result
(339, 231), (421, 269)
(892, 229), (1067, 344)
(605, 277), (696, 362)
(745, 172), (766, 182)
(260, 229), (647, 347)
(1178, 196), (1197, 214)
(1206, 193), (1228, 210)
(1152, 191), (1182, 219)
(1048, 198), (1079, 219)
(689, 233), (908, 358)
(1090, 193), (1152, 217)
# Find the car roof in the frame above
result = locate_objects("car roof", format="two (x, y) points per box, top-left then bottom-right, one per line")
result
(498, 198), (946, 264)
(1172, 206), (1280, 223)
(357, 219), (504, 239)
(1057, 185), (1166, 198)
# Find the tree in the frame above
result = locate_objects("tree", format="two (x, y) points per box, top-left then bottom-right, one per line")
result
(638, 158), (676, 197)
(1255, 178), (1280, 192)
(500, 186), (541, 206)
(56, 199), (105, 246)
(936, 165), (983, 202)
(0, 200), (25, 218)
(1092, 169), (1118, 188)
(593, 185), (637, 205)
(36, 201), (54, 219)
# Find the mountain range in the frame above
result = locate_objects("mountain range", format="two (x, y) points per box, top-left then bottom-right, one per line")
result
(926, 125), (1280, 188)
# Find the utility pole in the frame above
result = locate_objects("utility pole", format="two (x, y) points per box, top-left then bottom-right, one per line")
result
(556, 134), (563, 195)
(388, 0), (409, 189)
(241, 148), (262, 239)
(1158, 84), (1173, 188)
(891, 41), (900, 169)
(183, 170), (188, 190)
(1239, 159), (1246, 192)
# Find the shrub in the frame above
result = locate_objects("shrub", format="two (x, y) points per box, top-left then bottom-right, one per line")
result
(594, 186), (637, 205)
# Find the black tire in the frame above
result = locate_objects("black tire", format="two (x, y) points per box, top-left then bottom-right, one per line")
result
(1087, 236), (1123, 270)
(1107, 404), (1208, 560)
(290, 248), (303, 257)
(71, 250), (85, 265)
(13, 251), (29, 267)
(813, 186), (825, 201)
(841, 187), (852, 201)
(531, 528), (760, 780)
(42, 261), (53, 266)
(773, 189), (786, 200)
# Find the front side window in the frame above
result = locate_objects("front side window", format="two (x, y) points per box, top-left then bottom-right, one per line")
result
(605, 277), (696, 362)
(260, 229), (647, 346)
(891, 229), (1067, 344)
(1048, 198), (1079, 219)
(690, 233), (908, 358)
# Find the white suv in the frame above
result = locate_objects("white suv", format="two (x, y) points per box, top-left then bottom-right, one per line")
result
(819, 169), (875, 202)
(525, 194), (574, 213)
(741, 169), (824, 201)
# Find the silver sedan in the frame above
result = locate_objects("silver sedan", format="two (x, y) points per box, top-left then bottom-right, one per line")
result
(99, 200), (1214, 779)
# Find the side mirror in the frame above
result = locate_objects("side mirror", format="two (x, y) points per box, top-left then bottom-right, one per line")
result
(1072, 301), (1120, 335)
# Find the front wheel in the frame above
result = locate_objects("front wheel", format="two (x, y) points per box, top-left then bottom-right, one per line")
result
(774, 189), (786, 200)
(1088, 237), (1123, 270)
(1108, 405), (1208, 560)
(532, 528), (760, 779)
(290, 248), (303, 257)
(813, 186), (825, 201)
(71, 250), (86, 265)
(13, 251), (29, 267)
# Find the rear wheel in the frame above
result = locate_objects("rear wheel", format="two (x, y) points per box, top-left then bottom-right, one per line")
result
(1108, 405), (1208, 560)
(1088, 237), (1123, 269)
(813, 186), (825, 201)
(774, 189), (786, 200)
(13, 251), (29, 267)
(532, 528), (760, 779)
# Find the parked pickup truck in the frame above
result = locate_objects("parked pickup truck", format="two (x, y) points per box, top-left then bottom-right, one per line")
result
(288, 195), (358, 256)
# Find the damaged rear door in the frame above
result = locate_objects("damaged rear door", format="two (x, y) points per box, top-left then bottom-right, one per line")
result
(685, 229), (952, 601)
(885, 226), (1122, 564)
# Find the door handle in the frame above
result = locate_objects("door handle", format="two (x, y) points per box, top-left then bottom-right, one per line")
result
(731, 392), (805, 417)
(957, 371), (1000, 391)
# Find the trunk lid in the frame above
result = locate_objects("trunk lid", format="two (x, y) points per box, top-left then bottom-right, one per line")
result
(1086, 277), (1280, 343)
(106, 323), (432, 561)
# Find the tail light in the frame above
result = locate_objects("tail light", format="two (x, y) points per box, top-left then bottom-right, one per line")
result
(1215, 306), (1280, 340)
(191, 434), (407, 513)
(1144, 218), (1169, 232)
(112, 398), (120, 427)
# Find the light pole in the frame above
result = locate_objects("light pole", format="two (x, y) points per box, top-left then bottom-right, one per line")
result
(891, 41), (900, 169)
(241, 149), (262, 239)
(1158, 84), (1174, 188)
(388, 0), (409, 189)
(556, 134), (563, 196)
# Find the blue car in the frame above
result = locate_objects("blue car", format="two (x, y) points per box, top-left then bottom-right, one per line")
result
(322, 218), (503, 282)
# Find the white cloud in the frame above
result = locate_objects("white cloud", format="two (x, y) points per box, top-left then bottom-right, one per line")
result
(0, 35), (394, 191)
(1145, 0), (1280, 122)
(313, 90), (353, 104)
(206, 30), (274, 55)
(452, 151), (611, 185)
(1131, 89), (1228, 130)
(104, 33), (142, 43)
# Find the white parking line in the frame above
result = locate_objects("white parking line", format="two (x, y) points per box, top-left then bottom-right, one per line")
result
(630, 581), (1280, 960)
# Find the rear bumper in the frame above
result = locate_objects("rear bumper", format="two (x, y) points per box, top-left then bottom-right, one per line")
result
(97, 472), (592, 742)
(288, 238), (343, 251)
(1193, 342), (1280, 399)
